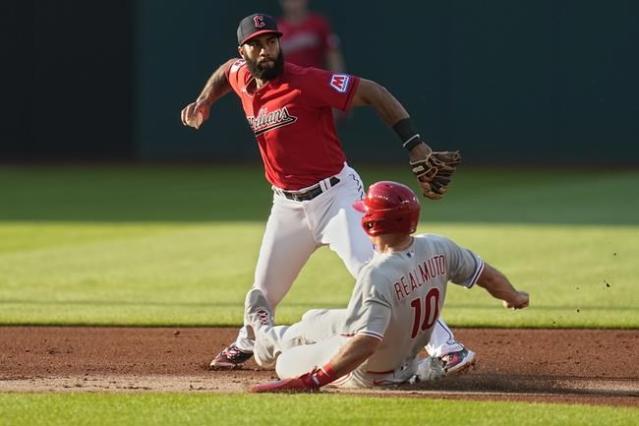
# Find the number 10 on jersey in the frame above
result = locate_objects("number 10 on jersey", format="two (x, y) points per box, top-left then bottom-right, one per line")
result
(410, 288), (440, 338)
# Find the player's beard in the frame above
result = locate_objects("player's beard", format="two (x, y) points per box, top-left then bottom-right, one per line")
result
(246, 51), (284, 81)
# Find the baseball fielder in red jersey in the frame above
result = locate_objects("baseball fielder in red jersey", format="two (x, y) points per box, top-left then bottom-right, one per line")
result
(180, 13), (471, 372)
(277, 0), (345, 71)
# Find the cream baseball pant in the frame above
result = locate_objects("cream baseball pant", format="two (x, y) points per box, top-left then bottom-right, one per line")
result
(234, 163), (463, 357)
(253, 308), (423, 389)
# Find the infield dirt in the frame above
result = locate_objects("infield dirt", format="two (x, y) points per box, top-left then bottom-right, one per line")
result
(1, 327), (637, 406)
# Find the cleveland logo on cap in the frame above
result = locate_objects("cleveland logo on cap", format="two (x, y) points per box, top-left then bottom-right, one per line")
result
(237, 13), (283, 45)
(253, 15), (266, 28)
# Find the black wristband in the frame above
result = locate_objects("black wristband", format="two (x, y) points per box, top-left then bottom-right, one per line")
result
(393, 118), (422, 151)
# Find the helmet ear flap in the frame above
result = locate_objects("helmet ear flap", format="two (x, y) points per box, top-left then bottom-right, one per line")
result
(361, 215), (380, 236)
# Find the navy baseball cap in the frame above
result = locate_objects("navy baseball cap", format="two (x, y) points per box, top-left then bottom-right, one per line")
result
(237, 13), (283, 45)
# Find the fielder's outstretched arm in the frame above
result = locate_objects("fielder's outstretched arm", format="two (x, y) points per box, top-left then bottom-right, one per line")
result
(350, 79), (462, 200)
(181, 59), (235, 129)
(351, 79), (432, 162)
(476, 263), (530, 309)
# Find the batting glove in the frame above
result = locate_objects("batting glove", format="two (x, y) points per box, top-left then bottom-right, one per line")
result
(249, 365), (336, 393)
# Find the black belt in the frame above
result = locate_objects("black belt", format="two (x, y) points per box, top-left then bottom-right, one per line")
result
(278, 177), (340, 202)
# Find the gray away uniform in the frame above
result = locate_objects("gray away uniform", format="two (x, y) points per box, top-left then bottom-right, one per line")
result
(253, 233), (484, 388)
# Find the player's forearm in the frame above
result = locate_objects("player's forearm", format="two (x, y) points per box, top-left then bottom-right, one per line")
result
(476, 263), (522, 304)
(353, 79), (409, 125)
(195, 60), (233, 106)
(326, 335), (381, 380)
(249, 334), (380, 393)
(352, 79), (433, 159)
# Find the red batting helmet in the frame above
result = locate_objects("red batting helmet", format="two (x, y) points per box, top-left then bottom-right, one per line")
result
(353, 181), (421, 236)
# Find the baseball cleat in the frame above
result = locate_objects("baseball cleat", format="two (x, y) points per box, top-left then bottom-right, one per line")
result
(209, 344), (253, 370)
(440, 348), (476, 375)
(244, 288), (274, 330)
(244, 288), (277, 368)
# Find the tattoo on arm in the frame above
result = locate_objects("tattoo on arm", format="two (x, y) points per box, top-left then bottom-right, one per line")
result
(197, 59), (234, 105)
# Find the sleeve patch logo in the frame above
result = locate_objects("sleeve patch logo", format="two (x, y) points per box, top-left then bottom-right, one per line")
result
(330, 74), (350, 93)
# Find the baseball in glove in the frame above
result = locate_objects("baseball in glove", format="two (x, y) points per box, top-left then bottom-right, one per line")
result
(409, 150), (462, 200)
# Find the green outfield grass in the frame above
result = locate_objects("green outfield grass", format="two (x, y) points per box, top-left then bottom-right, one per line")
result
(0, 166), (637, 327)
(1, 393), (637, 426)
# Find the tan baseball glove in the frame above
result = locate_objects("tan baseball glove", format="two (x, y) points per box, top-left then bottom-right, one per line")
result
(409, 150), (462, 200)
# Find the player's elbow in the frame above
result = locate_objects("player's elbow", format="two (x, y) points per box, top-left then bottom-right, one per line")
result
(353, 79), (389, 107)
(353, 334), (382, 358)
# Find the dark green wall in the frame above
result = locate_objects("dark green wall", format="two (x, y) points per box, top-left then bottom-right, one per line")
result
(136, 1), (639, 164)
(1, 0), (134, 161)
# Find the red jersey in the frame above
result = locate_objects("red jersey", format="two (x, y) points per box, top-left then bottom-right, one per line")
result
(225, 59), (359, 190)
(277, 13), (339, 68)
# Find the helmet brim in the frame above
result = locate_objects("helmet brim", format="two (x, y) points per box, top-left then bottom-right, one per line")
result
(352, 200), (367, 213)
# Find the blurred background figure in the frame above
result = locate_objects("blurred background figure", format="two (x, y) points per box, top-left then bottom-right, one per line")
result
(277, 0), (345, 72)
